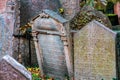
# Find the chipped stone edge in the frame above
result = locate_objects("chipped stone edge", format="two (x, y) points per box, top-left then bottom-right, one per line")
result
(2, 55), (32, 80)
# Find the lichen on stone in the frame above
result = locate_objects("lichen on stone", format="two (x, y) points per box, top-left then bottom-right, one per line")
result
(70, 5), (112, 30)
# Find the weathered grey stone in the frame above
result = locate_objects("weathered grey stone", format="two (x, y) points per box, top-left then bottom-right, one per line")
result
(74, 20), (116, 80)
(20, 0), (62, 26)
(38, 34), (68, 79)
(20, 0), (80, 25)
(31, 9), (73, 79)
(60, 0), (80, 20)
(0, 0), (19, 59)
(0, 55), (32, 80)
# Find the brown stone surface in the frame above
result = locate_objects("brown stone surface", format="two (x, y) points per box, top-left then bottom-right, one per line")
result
(0, 55), (31, 80)
(74, 20), (116, 80)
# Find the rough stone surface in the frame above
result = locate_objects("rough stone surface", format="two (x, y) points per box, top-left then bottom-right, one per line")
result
(38, 34), (68, 79)
(0, 0), (19, 59)
(0, 0), (7, 13)
(15, 0), (80, 65)
(0, 55), (32, 80)
(12, 38), (38, 66)
(20, 0), (61, 26)
(20, 0), (80, 26)
(74, 20), (116, 80)
(70, 5), (112, 30)
(32, 10), (73, 79)
(60, 0), (80, 20)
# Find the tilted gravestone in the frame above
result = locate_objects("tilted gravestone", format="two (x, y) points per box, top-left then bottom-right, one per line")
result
(31, 9), (73, 79)
(0, 55), (32, 80)
(74, 20), (117, 80)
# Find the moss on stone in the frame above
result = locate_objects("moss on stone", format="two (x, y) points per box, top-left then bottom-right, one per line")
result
(70, 5), (112, 30)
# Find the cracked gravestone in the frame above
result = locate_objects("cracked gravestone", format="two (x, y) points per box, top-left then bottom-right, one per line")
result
(74, 20), (117, 80)
(0, 55), (32, 80)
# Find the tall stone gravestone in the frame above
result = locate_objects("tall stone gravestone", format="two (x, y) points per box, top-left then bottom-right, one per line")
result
(0, 55), (32, 80)
(31, 9), (73, 79)
(0, 0), (19, 59)
(74, 20), (117, 80)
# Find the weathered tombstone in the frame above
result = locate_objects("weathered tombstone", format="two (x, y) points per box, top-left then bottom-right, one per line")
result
(0, 0), (19, 59)
(31, 9), (73, 79)
(0, 55), (32, 80)
(74, 20), (117, 80)
(0, 15), (11, 59)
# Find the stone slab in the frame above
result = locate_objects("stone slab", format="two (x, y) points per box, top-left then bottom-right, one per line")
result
(0, 55), (32, 80)
(74, 20), (117, 80)
(0, 0), (19, 59)
(38, 34), (68, 80)
(32, 10), (73, 79)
